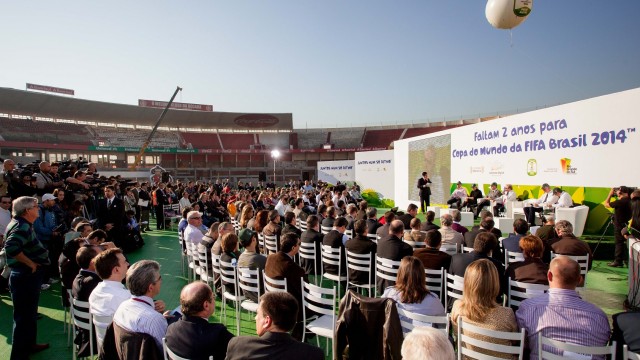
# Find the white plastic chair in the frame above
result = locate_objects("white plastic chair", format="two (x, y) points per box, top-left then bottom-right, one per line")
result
(72, 298), (95, 360)
(375, 256), (401, 291)
(538, 333), (616, 360)
(440, 244), (458, 256)
(299, 241), (320, 284)
(624, 345), (640, 360)
(550, 252), (589, 288)
(425, 267), (446, 300)
(404, 238), (427, 249)
(457, 316), (526, 360)
(262, 270), (288, 293)
(397, 308), (450, 335)
(301, 279), (336, 356)
(445, 273), (464, 311)
(66, 289), (74, 347)
(263, 234), (279, 255)
(321, 225), (333, 235)
(92, 314), (113, 351)
(219, 259), (244, 335)
(163, 336), (213, 360)
(345, 250), (375, 297)
(344, 229), (353, 240)
(321, 245), (348, 297)
(197, 245), (212, 286)
(257, 232), (265, 253)
(505, 250), (525, 265)
(462, 246), (474, 253)
(237, 267), (261, 322)
(507, 278), (549, 310)
(299, 219), (308, 232)
(367, 233), (378, 244)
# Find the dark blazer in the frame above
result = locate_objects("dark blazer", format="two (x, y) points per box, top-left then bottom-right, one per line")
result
(282, 224), (302, 238)
(464, 228), (484, 248)
(165, 315), (234, 360)
(225, 331), (323, 360)
(375, 224), (391, 241)
(504, 258), (549, 285)
(322, 230), (347, 276)
(265, 252), (307, 318)
(420, 222), (440, 232)
(549, 234), (593, 269)
(99, 322), (161, 360)
(413, 248), (451, 271)
(376, 235), (413, 292)
(72, 269), (102, 301)
(262, 221), (281, 237)
(612, 311), (640, 356)
(96, 197), (126, 239)
(449, 252), (506, 296)
(300, 229), (324, 275)
(321, 216), (335, 229)
(502, 234), (524, 254)
(345, 234), (377, 285)
(366, 218), (381, 234)
(398, 214), (414, 229)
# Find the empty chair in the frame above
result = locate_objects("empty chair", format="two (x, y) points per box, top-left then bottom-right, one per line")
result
(397, 308), (450, 335)
(457, 316), (526, 359)
(538, 333), (616, 360)
(367, 233), (378, 244)
(345, 250), (375, 297)
(263, 234), (279, 255)
(301, 279), (337, 355)
(507, 279), (549, 310)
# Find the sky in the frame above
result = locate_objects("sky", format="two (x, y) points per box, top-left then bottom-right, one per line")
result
(1, 1), (639, 129)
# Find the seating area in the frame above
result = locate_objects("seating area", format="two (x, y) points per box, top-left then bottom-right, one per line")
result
(0, 116), (93, 145)
(93, 127), (181, 148)
(361, 128), (404, 148)
(218, 133), (256, 149)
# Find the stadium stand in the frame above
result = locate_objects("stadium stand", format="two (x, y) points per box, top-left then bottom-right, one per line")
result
(180, 132), (223, 149)
(361, 128), (404, 148)
(0, 117), (93, 145)
(219, 133), (255, 149)
(93, 127), (180, 148)
(296, 129), (329, 149)
(330, 127), (366, 148)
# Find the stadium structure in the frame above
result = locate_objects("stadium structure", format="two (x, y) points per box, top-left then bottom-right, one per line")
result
(0, 87), (494, 183)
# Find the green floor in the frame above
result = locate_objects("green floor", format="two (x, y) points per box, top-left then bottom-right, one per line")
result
(0, 217), (629, 359)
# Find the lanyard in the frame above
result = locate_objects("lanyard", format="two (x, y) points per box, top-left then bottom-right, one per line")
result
(131, 297), (153, 307)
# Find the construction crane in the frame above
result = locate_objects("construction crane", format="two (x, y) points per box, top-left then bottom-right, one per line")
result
(132, 86), (182, 169)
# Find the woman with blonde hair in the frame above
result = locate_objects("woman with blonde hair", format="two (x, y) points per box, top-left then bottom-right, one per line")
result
(382, 256), (444, 325)
(451, 259), (518, 359)
(239, 205), (254, 229)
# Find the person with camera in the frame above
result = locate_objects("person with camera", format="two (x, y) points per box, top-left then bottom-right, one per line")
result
(33, 193), (65, 287)
(605, 186), (632, 268)
(65, 170), (91, 202)
(33, 161), (65, 200)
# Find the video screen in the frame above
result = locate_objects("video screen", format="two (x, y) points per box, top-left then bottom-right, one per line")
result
(407, 134), (451, 205)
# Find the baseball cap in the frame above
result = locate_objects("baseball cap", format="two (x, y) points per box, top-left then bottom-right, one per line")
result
(238, 228), (256, 247)
(42, 193), (56, 202)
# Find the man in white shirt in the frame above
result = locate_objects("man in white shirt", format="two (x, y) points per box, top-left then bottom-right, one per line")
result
(112, 260), (168, 352)
(552, 187), (574, 208)
(300, 180), (314, 192)
(524, 183), (559, 226)
(493, 184), (517, 216)
(178, 191), (192, 213)
(274, 195), (288, 217)
(0, 195), (12, 240)
(183, 210), (205, 245)
(447, 181), (468, 209)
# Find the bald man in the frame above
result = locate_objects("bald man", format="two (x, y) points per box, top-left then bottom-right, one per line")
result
(165, 282), (233, 360)
(516, 257), (610, 359)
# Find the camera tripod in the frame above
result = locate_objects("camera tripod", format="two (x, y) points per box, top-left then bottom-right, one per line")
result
(592, 213), (614, 257)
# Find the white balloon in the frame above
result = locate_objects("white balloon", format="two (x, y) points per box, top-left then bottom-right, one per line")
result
(486, 0), (533, 30)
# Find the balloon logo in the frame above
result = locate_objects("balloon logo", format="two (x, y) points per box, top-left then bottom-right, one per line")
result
(486, 0), (533, 30)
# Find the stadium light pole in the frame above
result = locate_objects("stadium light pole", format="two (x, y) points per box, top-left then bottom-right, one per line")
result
(271, 149), (280, 186)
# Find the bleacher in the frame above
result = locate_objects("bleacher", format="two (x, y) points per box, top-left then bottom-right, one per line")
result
(93, 127), (180, 148)
(180, 132), (223, 149)
(219, 133), (255, 149)
(296, 129), (328, 149)
(330, 128), (365, 148)
(361, 129), (404, 148)
(0, 117), (93, 145)
(402, 125), (460, 139)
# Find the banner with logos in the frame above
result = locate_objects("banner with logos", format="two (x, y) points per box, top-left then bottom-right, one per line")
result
(317, 160), (355, 185)
(355, 150), (395, 207)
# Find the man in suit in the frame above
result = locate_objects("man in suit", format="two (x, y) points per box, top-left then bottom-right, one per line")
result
(502, 218), (529, 254)
(376, 211), (396, 241)
(165, 282), (234, 360)
(137, 182), (152, 232)
(96, 185), (126, 246)
(413, 229), (451, 271)
(449, 232), (506, 297)
(154, 183), (167, 230)
(322, 217), (349, 277)
(225, 292), (323, 360)
(264, 232), (308, 339)
(300, 215), (323, 275)
(366, 207), (381, 235)
(282, 211), (302, 237)
(549, 220), (593, 270)
(345, 219), (377, 286)
(475, 182), (502, 218)
(398, 204), (418, 230)
(376, 220), (413, 293)
(72, 245), (102, 357)
(417, 171), (432, 213)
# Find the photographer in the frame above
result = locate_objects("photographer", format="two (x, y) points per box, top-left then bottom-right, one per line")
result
(65, 170), (91, 202)
(605, 186), (632, 267)
(33, 161), (65, 199)
(34, 193), (65, 285)
(1, 159), (22, 199)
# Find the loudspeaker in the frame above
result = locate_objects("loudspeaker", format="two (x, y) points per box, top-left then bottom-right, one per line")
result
(302, 172), (310, 181)
(259, 171), (267, 182)
(161, 172), (170, 183)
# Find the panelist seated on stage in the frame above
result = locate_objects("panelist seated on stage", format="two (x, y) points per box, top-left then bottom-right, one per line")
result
(551, 187), (574, 209)
(492, 184), (516, 217)
(523, 183), (559, 226)
(475, 183), (502, 218)
(446, 181), (468, 209)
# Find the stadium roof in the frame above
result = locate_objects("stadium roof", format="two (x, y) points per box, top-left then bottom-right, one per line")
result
(0, 87), (293, 131)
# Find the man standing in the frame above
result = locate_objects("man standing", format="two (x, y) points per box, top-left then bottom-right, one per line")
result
(605, 186), (632, 267)
(154, 183), (168, 230)
(4, 196), (50, 358)
(138, 182), (152, 232)
(225, 292), (323, 359)
(34, 193), (62, 284)
(165, 282), (234, 360)
(524, 183), (558, 226)
(516, 257), (610, 359)
(417, 172), (432, 213)
(0, 195), (13, 243)
(96, 185), (126, 246)
(112, 260), (167, 352)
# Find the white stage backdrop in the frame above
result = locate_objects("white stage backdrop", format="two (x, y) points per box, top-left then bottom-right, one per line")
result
(355, 150), (394, 200)
(317, 160), (355, 184)
(394, 87), (640, 210)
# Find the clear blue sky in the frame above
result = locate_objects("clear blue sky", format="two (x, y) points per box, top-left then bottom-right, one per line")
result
(1, 1), (639, 128)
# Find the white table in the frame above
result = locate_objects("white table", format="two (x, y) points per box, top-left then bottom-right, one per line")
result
(494, 217), (514, 235)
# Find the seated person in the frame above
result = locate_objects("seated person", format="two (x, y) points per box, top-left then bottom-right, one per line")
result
(225, 292), (323, 359)
(413, 230), (451, 271)
(401, 327), (455, 360)
(220, 233), (242, 295)
(447, 182), (468, 209)
(165, 282), (234, 360)
(345, 219), (377, 286)
(462, 184), (483, 212)
(505, 235), (549, 286)
(420, 211), (440, 232)
(403, 218), (427, 244)
(493, 184), (516, 217)
(501, 218), (529, 255)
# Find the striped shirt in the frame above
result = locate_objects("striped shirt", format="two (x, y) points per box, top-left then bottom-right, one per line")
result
(515, 288), (610, 359)
(112, 295), (167, 351)
(4, 217), (50, 268)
